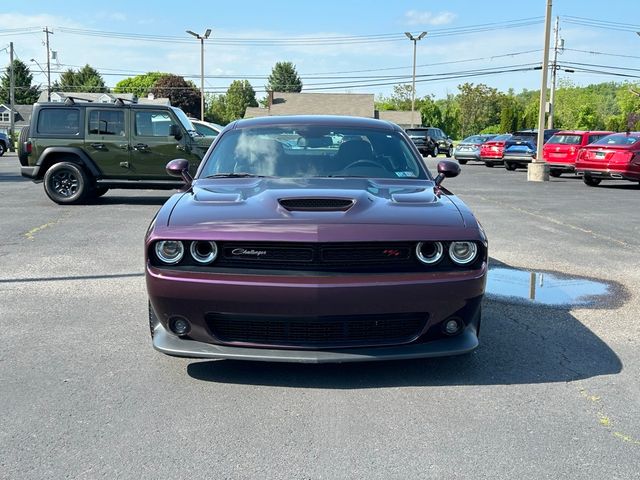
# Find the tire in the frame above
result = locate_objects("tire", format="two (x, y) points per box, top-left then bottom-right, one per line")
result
(18, 126), (30, 166)
(0, 142), (5, 157)
(431, 146), (439, 158)
(458, 159), (467, 165)
(485, 161), (494, 168)
(583, 176), (601, 187)
(446, 146), (453, 158)
(549, 169), (562, 178)
(505, 162), (517, 171)
(43, 162), (91, 204)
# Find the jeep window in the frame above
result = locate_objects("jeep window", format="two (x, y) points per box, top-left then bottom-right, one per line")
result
(135, 111), (173, 137)
(88, 110), (125, 136)
(37, 108), (80, 135)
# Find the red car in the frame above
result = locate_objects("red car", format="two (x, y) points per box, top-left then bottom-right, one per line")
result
(575, 132), (640, 186)
(480, 134), (511, 167)
(543, 130), (613, 177)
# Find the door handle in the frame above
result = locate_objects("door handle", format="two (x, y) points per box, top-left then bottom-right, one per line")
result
(90, 143), (106, 150)
(176, 144), (187, 152)
(134, 143), (149, 151)
(118, 143), (130, 151)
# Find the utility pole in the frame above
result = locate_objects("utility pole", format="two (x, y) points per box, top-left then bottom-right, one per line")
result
(528, 0), (553, 182)
(186, 28), (211, 121)
(548, 16), (561, 129)
(404, 31), (427, 128)
(9, 42), (15, 150)
(43, 27), (53, 101)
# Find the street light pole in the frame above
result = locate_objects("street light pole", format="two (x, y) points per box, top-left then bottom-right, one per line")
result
(404, 31), (427, 128)
(186, 28), (211, 121)
(528, 0), (553, 183)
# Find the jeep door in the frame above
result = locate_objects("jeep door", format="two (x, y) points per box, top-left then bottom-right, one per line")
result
(84, 107), (131, 178)
(130, 109), (200, 178)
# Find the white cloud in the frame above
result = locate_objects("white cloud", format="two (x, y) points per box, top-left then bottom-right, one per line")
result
(405, 10), (457, 26)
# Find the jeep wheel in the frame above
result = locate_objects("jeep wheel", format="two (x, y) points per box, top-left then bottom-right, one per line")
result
(18, 126), (30, 166)
(431, 146), (439, 158)
(505, 162), (517, 171)
(43, 162), (91, 204)
(583, 175), (601, 187)
(0, 142), (5, 157)
(446, 146), (453, 158)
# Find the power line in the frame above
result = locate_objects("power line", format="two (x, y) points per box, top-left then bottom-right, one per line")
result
(563, 48), (640, 61)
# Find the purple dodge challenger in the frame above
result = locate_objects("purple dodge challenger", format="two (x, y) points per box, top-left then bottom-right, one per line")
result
(145, 115), (487, 363)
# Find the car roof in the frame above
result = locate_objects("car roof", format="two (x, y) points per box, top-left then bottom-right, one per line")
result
(554, 130), (614, 135)
(232, 115), (401, 132)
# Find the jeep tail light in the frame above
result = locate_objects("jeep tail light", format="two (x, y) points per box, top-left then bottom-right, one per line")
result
(25, 141), (32, 155)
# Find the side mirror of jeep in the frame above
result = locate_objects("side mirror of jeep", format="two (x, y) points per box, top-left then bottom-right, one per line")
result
(169, 124), (183, 141)
(166, 158), (192, 185)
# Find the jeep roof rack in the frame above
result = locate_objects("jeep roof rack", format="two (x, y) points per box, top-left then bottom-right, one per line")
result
(114, 97), (138, 106)
(62, 96), (95, 105)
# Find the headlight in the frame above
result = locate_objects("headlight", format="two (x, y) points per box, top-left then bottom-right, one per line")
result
(190, 241), (218, 264)
(155, 240), (184, 264)
(449, 241), (478, 265)
(416, 241), (444, 265)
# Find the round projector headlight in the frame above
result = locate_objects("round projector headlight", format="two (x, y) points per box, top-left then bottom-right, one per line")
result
(190, 241), (218, 264)
(449, 241), (478, 265)
(416, 241), (444, 265)
(155, 240), (184, 265)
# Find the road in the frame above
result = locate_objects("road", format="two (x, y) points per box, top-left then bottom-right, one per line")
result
(1, 151), (639, 479)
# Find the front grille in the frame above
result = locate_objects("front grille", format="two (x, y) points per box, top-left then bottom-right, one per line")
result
(217, 242), (415, 270)
(206, 312), (427, 348)
(279, 198), (354, 211)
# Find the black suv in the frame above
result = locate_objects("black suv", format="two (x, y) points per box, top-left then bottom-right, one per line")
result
(18, 99), (214, 204)
(0, 131), (9, 156)
(405, 127), (454, 157)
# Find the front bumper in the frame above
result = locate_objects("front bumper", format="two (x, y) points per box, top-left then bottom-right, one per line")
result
(147, 264), (486, 362)
(21, 165), (40, 179)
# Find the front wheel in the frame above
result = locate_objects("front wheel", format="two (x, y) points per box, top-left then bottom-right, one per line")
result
(583, 176), (601, 187)
(505, 162), (517, 171)
(431, 146), (439, 158)
(0, 142), (5, 157)
(446, 146), (453, 158)
(458, 159), (467, 165)
(43, 162), (91, 204)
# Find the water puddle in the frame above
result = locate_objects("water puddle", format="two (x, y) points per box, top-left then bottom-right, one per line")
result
(486, 267), (612, 307)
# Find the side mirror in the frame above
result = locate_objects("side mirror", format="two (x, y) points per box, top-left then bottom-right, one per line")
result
(169, 124), (183, 141)
(434, 160), (460, 186)
(166, 158), (192, 185)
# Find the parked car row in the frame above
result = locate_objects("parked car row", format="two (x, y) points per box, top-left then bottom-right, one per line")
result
(453, 128), (640, 187)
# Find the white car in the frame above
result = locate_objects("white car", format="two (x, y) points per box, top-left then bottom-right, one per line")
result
(190, 119), (223, 137)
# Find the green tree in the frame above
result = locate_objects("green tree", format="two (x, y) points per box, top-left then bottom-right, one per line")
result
(53, 64), (107, 93)
(266, 62), (302, 93)
(150, 74), (201, 118)
(456, 83), (502, 137)
(205, 93), (228, 125)
(419, 95), (442, 127)
(0, 59), (41, 105)
(225, 80), (258, 121)
(436, 94), (461, 139)
(114, 72), (168, 97)
(499, 96), (523, 133)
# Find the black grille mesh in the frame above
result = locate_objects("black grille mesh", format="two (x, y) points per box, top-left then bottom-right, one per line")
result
(206, 312), (427, 348)
(279, 198), (354, 211)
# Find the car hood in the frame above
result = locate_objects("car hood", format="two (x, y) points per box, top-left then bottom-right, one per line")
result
(159, 177), (471, 241)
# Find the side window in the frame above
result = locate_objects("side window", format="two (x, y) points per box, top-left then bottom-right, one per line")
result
(428, 129), (436, 138)
(88, 110), (125, 136)
(588, 135), (603, 144)
(134, 111), (173, 137)
(37, 108), (80, 135)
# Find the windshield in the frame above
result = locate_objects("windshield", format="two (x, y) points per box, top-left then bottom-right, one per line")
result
(592, 133), (640, 146)
(199, 125), (428, 179)
(548, 134), (582, 145)
(405, 129), (428, 137)
(171, 107), (196, 133)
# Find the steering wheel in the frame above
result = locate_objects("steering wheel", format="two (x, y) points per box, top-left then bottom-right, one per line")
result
(343, 159), (383, 170)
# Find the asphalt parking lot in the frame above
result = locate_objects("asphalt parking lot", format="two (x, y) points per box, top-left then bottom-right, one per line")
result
(1, 151), (639, 479)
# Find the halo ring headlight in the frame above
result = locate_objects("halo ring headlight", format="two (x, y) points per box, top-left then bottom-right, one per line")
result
(449, 241), (478, 265)
(155, 240), (184, 265)
(190, 241), (218, 264)
(416, 241), (444, 265)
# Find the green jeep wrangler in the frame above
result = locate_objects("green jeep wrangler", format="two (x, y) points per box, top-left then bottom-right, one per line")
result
(19, 100), (214, 204)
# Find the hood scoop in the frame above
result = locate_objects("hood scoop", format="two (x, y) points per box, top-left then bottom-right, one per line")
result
(278, 198), (355, 212)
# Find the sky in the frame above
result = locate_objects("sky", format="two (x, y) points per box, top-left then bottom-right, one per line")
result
(1, 0), (640, 102)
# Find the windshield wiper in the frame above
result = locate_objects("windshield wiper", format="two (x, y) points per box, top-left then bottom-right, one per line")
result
(204, 172), (266, 178)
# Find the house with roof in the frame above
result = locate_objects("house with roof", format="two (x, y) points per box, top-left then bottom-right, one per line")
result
(244, 92), (421, 128)
(0, 104), (34, 134)
(37, 91), (171, 105)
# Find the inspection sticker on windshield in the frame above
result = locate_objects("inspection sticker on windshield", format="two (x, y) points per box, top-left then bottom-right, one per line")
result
(395, 171), (415, 177)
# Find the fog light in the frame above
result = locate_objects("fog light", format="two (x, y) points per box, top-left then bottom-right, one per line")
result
(444, 318), (462, 335)
(169, 316), (191, 336)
